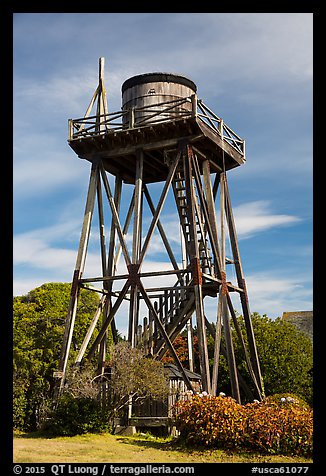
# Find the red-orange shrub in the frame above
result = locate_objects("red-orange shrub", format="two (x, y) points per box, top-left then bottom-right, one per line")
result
(173, 393), (313, 456)
(244, 398), (313, 456)
(174, 394), (246, 448)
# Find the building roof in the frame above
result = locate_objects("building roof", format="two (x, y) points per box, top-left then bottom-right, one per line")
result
(164, 363), (201, 381)
(282, 311), (313, 340)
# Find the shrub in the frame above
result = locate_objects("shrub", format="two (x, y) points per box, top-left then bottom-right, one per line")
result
(263, 393), (311, 409)
(48, 394), (110, 436)
(244, 398), (313, 456)
(174, 394), (246, 448)
(173, 393), (313, 457)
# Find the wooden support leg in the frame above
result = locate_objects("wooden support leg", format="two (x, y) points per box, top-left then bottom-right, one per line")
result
(138, 281), (195, 393)
(224, 177), (264, 399)
(221, 282), (241, 403)
(187, 316), (194, 372)
(53, 159), (99, 400)
(211, 285), (223, 395)
(183, 144), (211, 393)
(106, 176), (123, 345)
(220, 172), (241, 403)
(128, 149), (143, 347)
(86, 280), (131, 361)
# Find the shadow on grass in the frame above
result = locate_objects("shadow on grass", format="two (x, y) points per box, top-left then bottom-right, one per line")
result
(115, 435), (215, 456)
(14, 430), (72, 439)
(114, 435), (313, 463)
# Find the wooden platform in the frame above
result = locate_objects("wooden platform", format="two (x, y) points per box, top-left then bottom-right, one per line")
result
(68, 116), (245, 184)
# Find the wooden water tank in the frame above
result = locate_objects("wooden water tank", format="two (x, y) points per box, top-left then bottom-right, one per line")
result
(121, 72), (197, 126)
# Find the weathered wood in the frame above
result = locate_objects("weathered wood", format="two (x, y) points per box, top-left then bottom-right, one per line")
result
(143, 185), (180, 271)
(187, 316), (194, 372)
(54, 160), (99, 399)
(224, 177), (263, 398)
(183, 144), (211, 393)
(80, 268), (188, 284)
(139, 149), (181, 266)
(74, 294), (107, 365)
(113, 189), (134, 274)
(227, 293), (261, 398)
(220, 172), (226, 269)
(58, 60), (262, 409)
(221, 291), (241, 403)
(138, 280), (194, 393)
(191, 153), (222, 277)
(86, 280), (131, 360)
(106, 176), (122, 344)
(96, 57), (108, 133)
(211, 285), (223, 395)
(96, 177), (109, 373)
(99, 163), (132, 267)
(128, 149), (143, 346)
(202, 159), (222, 273)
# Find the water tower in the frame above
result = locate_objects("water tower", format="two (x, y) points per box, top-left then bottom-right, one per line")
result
(54, 58), (264, 403)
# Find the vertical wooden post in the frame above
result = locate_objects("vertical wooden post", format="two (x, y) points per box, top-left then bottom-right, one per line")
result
(138, 281), (194, 392)
(202, 160), (222, 274)
(143, 316), (148, 352)
(128, 149), (143, 347)
(148, 309), (154, 355)
(138, 149), (181, 267)
(106, 176), (122, 344)
(219, 172), (241, 403)
(143, 185), (179, 271)
(221, 286), (241, 403)
(99, 163), (131, 267)
(97, 177), (109, 376)
(96, 57), (108, 133)
(183, 144), (211, 393)
(53, 159), (99, 399)
(211, 285), (223, 395)
(224, 177), (264, 398)
(187, 317), (194, 372)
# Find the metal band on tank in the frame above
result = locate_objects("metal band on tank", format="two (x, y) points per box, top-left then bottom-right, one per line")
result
(122, 72), (197, 94)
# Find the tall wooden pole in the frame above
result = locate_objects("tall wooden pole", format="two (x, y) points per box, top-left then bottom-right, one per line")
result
(220, 171), (241, 403)
(53, 159), (99, 399)
(106, 175), (122, 344)
(128, 148), (143, 346)
(183, 144), (211, 393)
(224, 177), (264, 399)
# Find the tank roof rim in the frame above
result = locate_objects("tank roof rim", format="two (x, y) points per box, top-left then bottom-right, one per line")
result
(122, 72), (197, 93)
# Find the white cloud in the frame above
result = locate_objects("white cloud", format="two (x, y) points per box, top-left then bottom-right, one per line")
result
(13, 197), (301, 300)
(244, 271), (312, 318)
(232, 200), (300, 239)
(203, 270), (312, 321)
(171, 13), (312, 84)
(14, 69), (96, 117)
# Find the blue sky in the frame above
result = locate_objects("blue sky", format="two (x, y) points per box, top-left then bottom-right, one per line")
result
(13, 13), (313, 333)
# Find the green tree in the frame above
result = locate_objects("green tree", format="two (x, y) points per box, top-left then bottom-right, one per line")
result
(249, 313), (313, 404)
(208, 313), (313, 405)
(48, 342), (170, 436)
(107, 341), (170, 419)
(13, 282), (108, 431)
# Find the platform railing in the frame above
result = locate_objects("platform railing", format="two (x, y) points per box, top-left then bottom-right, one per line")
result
(68, 95), (245, 156)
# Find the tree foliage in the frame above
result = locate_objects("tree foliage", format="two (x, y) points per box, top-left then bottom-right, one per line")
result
(106, 341), (170, 420)
(13, 282), (103, 431)
(241, 314), (313, 404)
(161, 313), (313, 405)
(46, 342), (170, 436)
(13, 281), (313, 432)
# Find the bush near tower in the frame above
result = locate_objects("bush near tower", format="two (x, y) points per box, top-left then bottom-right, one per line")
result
(173, 394), (313, 456)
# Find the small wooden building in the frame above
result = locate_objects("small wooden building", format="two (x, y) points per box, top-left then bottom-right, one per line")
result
(129, 364), (202, 432)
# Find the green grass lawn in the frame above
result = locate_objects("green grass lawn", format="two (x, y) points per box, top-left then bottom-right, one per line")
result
(13, 431), (313, 464)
